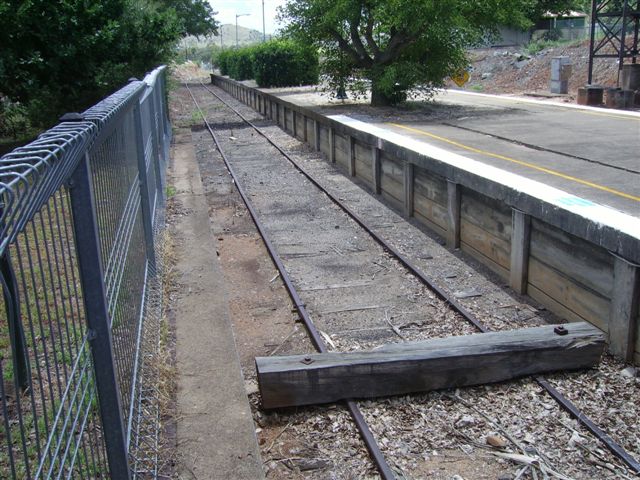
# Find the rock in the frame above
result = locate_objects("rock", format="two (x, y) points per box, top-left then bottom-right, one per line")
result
(568, 431), (584, 448)
(455, 414), (476, 428)
(486, 434), (508, 448)
(620, 366), (637, 378)
(244, 379), (259, 395)
(481, 72), (492, 80)
(452, 475), (465, 480)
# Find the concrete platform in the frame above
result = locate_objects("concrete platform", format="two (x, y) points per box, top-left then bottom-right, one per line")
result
(264, 87), (640, 218)
(171, 130), (264, 479)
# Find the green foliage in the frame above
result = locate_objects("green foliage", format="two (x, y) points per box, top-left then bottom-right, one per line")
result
(227, 47), (255, 81)
(158, 0), (218, 37)
(215, 49), (233, 75)
(252, 40), (319, 87)
(278, 0), (586, 106)
(0, 99), (32, 140)
(0, 0), (216, 131)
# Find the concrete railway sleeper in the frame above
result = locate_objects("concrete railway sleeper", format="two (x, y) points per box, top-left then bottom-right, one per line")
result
(185, 81), (640, 478)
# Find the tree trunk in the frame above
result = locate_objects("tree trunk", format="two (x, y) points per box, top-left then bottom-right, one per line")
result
(370, 81), (394, 106)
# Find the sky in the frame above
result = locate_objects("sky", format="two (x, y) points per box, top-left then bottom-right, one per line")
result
(210, 0), (288, 35)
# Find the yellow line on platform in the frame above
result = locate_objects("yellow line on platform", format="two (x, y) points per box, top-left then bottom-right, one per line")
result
(388, 123), (640, 203)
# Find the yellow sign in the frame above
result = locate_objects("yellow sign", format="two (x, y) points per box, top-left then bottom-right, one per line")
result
(452, 71), (470, 87)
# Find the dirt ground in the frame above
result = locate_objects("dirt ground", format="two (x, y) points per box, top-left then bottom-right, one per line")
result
(458, 40), (619, 99)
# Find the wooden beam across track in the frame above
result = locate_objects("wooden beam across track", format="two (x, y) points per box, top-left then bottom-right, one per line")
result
(256, 322), (604, 409)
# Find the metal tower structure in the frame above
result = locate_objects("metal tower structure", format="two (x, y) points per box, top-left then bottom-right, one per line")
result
(588, 0), (640, 84)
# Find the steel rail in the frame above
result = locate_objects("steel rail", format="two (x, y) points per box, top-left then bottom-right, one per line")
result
(184, 83), (397, 480)
(197, 80), (640, 475)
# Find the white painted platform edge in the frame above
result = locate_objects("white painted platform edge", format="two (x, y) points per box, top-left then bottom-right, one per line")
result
(440, 89), (640, 118)
(328, 114), (640, 240)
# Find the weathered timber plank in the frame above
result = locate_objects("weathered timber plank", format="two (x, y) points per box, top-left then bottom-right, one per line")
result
(528, 257), (609, 329)
(380, 153), (404, 206)
(414, 169), (447, 207)
(404, 163), (415, 217)
(256, 322), (604, 408)
(530, 218), (613, 299)
(355, 157), (373, 183)
(414, 209), (447, 238)
(414, 194), (448, 232)
(510, 209), (531, 294)
(460, 238), (510, 280)
(460, 219), (511, 271)
(461, 190), (512, 243)
(348, 136), (356, 176)
(314, 120), (321, 151)
(637, 309), (640, 365)
(447, 181), (461, 249)
(608, 255), (640, 361)
(372, 146), (381, 194)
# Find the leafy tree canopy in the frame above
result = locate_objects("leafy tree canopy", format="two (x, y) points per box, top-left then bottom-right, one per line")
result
(279, 0), (588, 106)
(158, 0), (219, 37)
(0, 0), (216, 129)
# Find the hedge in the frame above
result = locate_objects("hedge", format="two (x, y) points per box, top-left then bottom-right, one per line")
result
(213, 40), (319, 88)
(252, 40), (319, 88)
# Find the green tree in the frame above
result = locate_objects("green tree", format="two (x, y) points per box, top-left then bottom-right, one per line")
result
(0, 0), (216, 129)
(279, 0), (584, 106)
(158, 0), (218, 37)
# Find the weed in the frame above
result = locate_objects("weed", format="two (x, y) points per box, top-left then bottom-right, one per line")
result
(166, 185), (177, 198)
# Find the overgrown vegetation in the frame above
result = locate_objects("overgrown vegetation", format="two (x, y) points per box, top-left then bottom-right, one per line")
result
(525, 35), (585, 55)
(0, 0), (217, 134)
(213, 40), (319, 87)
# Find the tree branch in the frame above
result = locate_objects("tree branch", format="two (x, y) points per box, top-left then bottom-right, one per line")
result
(377, 30), (413, 65)
(363, 14), (380, 58)
(329, 29), (368, 67)
(349, 14), (373, 67)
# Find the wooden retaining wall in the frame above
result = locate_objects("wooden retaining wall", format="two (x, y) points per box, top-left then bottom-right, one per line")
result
(211, 75), (640, 365)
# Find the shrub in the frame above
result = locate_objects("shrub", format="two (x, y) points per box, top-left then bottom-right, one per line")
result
(252, 39), (319, 88)
(0, 99), (32, 140)
(215, 49), (233, 75)
(227, 47), (255, 81)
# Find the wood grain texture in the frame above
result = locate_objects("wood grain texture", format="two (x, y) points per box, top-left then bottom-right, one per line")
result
(461, 190), (512, 243)
(414, 168), (447, 206)
(256, 323), (605, 408)
(404, 163), (415, 217)
(460, 238), (510, 280)
(608, 255), (640, 361)
(372, 147), (381, 194)
(530, 219), (613, 299)
(380, 152), (404, 206)
(528, 257), (609, 329)
(460, 220), (511, 271)
(447, 181), (461, 249)
(510, 209), (531, 294)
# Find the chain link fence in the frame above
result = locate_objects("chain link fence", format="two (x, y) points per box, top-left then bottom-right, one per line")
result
(0, 65), (170, 479)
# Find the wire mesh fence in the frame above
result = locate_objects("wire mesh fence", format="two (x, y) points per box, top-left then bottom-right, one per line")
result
(0, 66), (170, 479)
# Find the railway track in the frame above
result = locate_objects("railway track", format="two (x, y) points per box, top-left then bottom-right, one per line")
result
(183, 81), (640, 479)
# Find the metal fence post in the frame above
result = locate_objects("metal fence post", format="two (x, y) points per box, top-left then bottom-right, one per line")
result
(148, 88), (164, 201)
(132, 90), (158, 269)
(69, 152), (132, 480)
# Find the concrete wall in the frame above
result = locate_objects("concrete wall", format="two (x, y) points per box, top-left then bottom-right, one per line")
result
(212, 75), (640, 366)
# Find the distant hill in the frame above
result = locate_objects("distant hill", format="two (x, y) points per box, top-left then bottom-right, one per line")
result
(180, 24), (271, 50)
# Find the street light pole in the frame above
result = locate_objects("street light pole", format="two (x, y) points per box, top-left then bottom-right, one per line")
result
(236, 13), (250, 48)
(262, 0), (266, 42)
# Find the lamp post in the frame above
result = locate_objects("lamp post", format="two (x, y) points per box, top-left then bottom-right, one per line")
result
(236, 13), (250, 48)
(262, 0), (266, 42)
